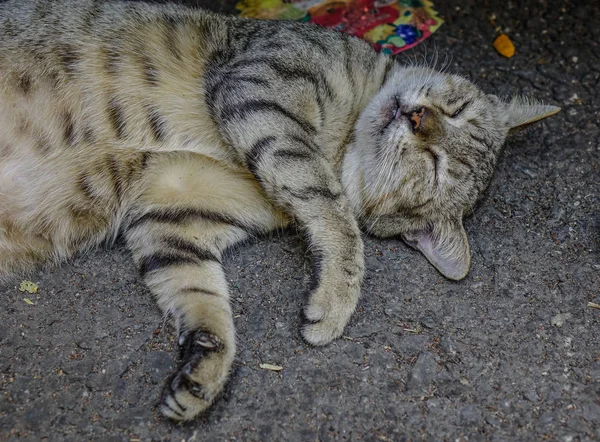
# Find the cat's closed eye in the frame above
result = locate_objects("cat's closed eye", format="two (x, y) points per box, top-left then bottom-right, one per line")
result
(451, 101), (470, 118)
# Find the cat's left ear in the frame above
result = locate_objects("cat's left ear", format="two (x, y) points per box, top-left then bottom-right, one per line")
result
(498, 96), (561, 131)
(401, 218), (471, 281)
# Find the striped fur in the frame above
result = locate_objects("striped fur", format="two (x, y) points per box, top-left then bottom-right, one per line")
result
(0, 0), (559, 420)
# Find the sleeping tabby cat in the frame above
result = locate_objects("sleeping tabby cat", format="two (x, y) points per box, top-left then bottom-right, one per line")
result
(0, 0), (559, 420)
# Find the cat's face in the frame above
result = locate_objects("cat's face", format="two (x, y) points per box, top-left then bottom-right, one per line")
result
(347, 66), (559, 280)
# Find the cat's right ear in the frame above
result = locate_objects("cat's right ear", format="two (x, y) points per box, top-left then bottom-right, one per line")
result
(401, 218), (471, 281)
(501, 96), (561, 131)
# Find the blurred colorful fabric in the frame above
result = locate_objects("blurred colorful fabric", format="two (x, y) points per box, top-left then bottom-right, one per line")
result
(236, 0), (443, 55)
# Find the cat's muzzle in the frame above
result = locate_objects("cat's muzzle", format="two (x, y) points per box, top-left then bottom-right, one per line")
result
(389, 96), (428, 133)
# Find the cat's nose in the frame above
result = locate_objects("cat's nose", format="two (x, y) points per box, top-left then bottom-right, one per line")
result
(404, 107), (427, 132)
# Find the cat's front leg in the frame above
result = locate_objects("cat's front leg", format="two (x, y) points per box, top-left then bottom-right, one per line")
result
(300, 198), (365, 345)
(244, 138), (365, 345)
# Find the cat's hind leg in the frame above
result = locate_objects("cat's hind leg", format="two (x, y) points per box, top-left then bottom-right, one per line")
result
(0, 220), (54, 278)
(124, 152), (285, 421)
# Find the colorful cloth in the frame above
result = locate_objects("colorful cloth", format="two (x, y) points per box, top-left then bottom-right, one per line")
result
(236, 0), (443, 55)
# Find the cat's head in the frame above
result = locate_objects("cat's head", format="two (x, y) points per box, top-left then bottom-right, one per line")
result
(345, 66), (559, 280)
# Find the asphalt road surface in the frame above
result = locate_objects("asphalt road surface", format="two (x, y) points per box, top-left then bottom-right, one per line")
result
(1, 0), (598, 440)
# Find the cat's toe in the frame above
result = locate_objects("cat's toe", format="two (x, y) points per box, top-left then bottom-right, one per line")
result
(160, 370), (208, 421)
(302, 289), (358, 346)
(302, 316), (346, 346)
(304, 302), (326, 322)
(159, 330), (233, 421)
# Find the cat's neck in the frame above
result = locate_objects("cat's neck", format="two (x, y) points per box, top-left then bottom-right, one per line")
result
(340, 144), (366, 218)
(340, 60), (403, 219)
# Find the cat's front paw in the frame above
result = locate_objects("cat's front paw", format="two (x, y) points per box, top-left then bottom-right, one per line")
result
(301, 286), (359, 346)
(159, 330), (232, 421)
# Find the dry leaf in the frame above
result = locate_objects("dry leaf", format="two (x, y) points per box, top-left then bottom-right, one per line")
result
(260, 363), (283, 372)
(19, 280), (38, 294)
(588, 302), (600, 310)
(23, 298), (34, 305)
(493, 34), (515, 58)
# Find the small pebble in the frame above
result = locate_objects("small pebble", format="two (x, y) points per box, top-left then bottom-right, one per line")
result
(551, 313), (572, 327)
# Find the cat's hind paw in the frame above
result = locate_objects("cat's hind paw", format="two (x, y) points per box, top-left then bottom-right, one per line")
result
(159, 330), (232, 421)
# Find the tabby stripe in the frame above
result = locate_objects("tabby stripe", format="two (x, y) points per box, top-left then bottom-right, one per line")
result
(257, 41), (288, 53)
(181, 288), (221, 297)
(18, 75), (31, 95)
(382, 58), (394, 85)
(206, 74), (269, 103)
(83, 1), (102, 31)
(263, 60), (335, 103)
(468, 133), (492, 150)
(233, 76), (270, 87)
(272, 150), (313, 160)
(282, 186), (340, 201)
(104, 45), (120, 75)
(147, 106), (167, 142)
(227, 54), (328, 104)
(447, 168), (462, 181)
(235, 27), (255, 52)
(128, 207), (250, 232)
(35, 136), (52, 155)
(288, 135), (320, 154)
(142, 55), (159, 86)
(246, 136), (275, 176)
(221, 100), (316, 135)
(228, 56), (277, 72)
(16, 118), (30, 135)
(140, 152), (152, 170)
(57, 45), (79, 75)
(447, 96), (460, 106)
(107, 98), (126, 139)
(288, 28), (330, 55)
(46, 70), (60, 89)
(75, 173), (96, 201)
(343, 37), (357, 90)
(315, 93), (326, 124)
(63, 112), (75, 147)
(106, 155), (123, 202)
(208, 48), (232, 68)
(3, 20), (16, 38)
(139, 252), (201, 278)
(456, 157), (473, 171)
(163, 16), (182, 61)
(162, 236), (221, 263)
(123, 159), (139, 186)
(33, 2), (51, 20)
(339, 129), (356, 154)
(342, 267), (356, 277)
(468, 119), (484, 130)
(82, 127), (95, 144)
(266, 62), (321, 89)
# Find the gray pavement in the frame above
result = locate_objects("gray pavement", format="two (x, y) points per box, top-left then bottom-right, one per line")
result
(1, 0), (599, 440)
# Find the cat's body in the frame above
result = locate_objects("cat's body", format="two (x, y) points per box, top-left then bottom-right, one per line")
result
(0, 0), (558, 420)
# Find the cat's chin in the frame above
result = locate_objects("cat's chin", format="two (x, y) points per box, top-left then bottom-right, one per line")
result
(380, 116), (411, 147)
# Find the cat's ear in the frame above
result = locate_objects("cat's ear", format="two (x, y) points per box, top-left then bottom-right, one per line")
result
(402, 218), (471, 280)
(503, 96), (561, 130)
